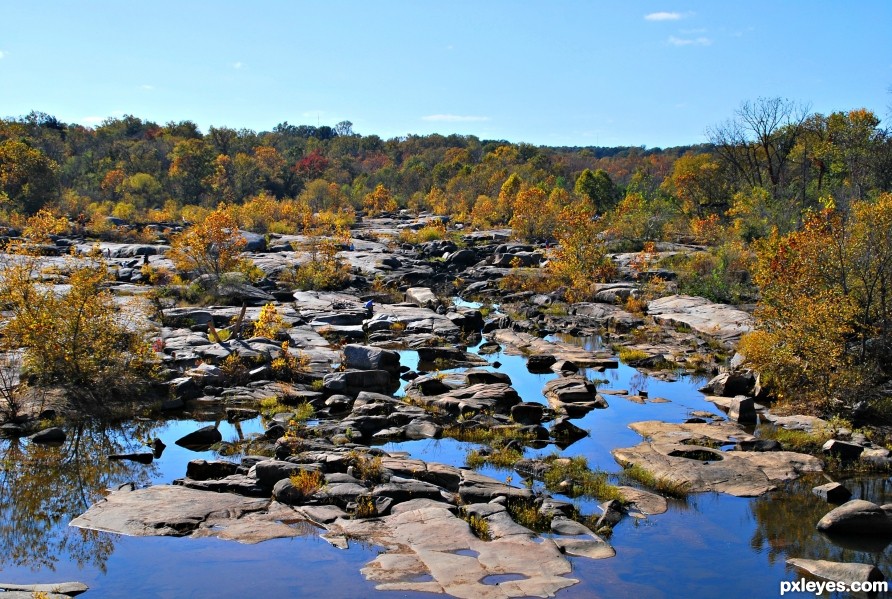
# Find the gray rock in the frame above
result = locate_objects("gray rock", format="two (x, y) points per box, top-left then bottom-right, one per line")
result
(822, 439), (865, 461)
(0, 582), (88, 596)
(816, 499), (892, 536)
(702, 371), (756, 397)
(174, 425), (222, 450)
(372, 477), (450, 504)
(254, 460), (320, 487)
(786, 558), (885, 587)
(812, 482), (852, 504)
(186, 459), (239, 481)
(404, 419), (442, 440)
(343, 344), (401, 375)
(405, 287), (438, 308)
(511, 402), (545, 425)
(728, 396), (756, 424)
(323, 369), (394, 396)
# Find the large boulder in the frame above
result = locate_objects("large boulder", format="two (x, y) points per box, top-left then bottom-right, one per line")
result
(343, 344), (401, 376)
(323, 370), (394, 396)
(816, 499), (892, 536)
(405, 287), (438, 308)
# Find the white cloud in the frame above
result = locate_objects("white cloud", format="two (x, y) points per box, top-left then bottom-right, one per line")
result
(140, 84), (154, 90)
(0, 50), (5, 59)
(668, 36), (712, 46)
(232, 61), (243, 69)
(422, 114), (490, 123)
(80, 116), (105, 126)
(645, 12), (682, 21)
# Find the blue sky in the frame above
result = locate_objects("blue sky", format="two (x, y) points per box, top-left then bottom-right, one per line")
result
(1, 1), (890, 148)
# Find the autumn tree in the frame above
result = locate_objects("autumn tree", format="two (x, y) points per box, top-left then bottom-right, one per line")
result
(168, 138), (213, 201)
(740, 194), (892, 413)
(660, 152), (732, 216)
(168, 206), (248, 277)
(0, 250), (156, 405)
(0, 139), (59, 213)
(547, 203), (616, 301)
(363, 183), (397, 214)
(509, 187), (554, 241)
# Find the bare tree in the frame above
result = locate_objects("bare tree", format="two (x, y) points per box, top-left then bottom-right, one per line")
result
(708, 97), (811, 199)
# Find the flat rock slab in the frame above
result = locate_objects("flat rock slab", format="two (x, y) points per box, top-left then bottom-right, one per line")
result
(612, 441), (822, 497)
(332, 506), (581, 598)
(489, 329), (618, 368)
(647, 295), (753, 343)
(70, 485), (313, 544)
(786, 558), (885, 586)
(628, 420), (756, 445)
(0, 582), (88, 596)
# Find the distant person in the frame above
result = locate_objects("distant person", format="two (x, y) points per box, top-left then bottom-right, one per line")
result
(364, 299), (374, 318)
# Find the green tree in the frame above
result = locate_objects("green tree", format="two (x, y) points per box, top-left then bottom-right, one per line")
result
(574, 168), (618, 213)
(0, 139), (59, 213)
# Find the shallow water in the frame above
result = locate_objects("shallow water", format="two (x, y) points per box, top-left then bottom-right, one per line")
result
(1, 329), (890, 597)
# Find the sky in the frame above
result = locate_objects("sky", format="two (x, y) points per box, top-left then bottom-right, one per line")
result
(1, 1), (890, 148)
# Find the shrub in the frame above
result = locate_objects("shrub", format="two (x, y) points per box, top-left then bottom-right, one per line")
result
(0, 253), (156, 406)
(168, 206), (247, 277)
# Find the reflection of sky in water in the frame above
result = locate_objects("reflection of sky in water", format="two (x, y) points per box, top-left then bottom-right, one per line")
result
(3, 311), (891, 597)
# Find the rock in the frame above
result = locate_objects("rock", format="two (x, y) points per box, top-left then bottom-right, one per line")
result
(0, 582), (89, 596)
(372, 477), (450, 504)
(511, 402), (545, 425)
(526, 354), (557, 373)
(405, 382), (521, 416)
(822, 439), (865, 461)
(613, 421), (823, 497)
(593, 499), (625, 529)
(816, 499), (892, 536)
(405, 287), (438, 308)
(404, 419), (442, 440)
(786, 558), (885, 587)
(184, 362), (224, 385)
(108, 452), (154, 464)
(70, 485), (309, 544)
(343, 344), (401, 375)
(647, 295), (754, 343)
(323, 370), (394, 396)
(543, 376), (608, 417)
(727, 396), (756, 424)
(550, 517), (615, 559)
(30, 427), (66, 444)
(446, 248), (478, 267)
(331, 505), (579, 597)
(459, 469), (532, 503)
(551, 418), (589, 444)
(550, 359), (579, 374)
(732, 438), (778, 452)
(186, 459), (239, 481)
(253, 460), (320, 488)
(702, 371), (756, 397)
(176, 474), (267, 497)
(812, 482), (852, 504)
(174, 425), (222, 450)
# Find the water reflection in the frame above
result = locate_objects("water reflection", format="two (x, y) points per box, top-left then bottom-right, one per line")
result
(750, 476), (892, 570)
(0, 420), (158, 572)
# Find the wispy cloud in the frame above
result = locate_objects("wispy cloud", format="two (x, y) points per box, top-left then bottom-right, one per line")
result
(140, 84), (154, 91)
(422, 114), (490, 123)
(0, 50), (6, 59)
(668, 36), (712, 46)
(80, 116), (105, 126)
(232, 61), (243, 69)
(645, 11), (682, 21)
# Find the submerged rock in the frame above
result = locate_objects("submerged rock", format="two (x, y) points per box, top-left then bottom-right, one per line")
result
(786, 558), (885, 587)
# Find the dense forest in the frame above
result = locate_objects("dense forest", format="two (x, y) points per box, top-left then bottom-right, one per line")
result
(2, 97), (892, 417)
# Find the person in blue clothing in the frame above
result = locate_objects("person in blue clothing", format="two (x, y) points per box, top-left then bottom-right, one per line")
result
(364, 299), (374, 318)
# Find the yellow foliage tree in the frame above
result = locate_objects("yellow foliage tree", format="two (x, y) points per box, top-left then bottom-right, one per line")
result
(168, 206), (247, 277)
(363, 184), (397, 215)
(0, 253), (156, 405)
(547, 203), (616, 302)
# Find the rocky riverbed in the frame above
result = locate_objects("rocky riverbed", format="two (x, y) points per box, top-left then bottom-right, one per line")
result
(2, 214), (891, 597)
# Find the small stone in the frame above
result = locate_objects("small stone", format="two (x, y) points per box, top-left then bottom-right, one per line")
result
(812, 482), (852, 504)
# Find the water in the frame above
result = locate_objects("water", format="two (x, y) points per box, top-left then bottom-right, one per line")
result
(1, 326), (890, 597)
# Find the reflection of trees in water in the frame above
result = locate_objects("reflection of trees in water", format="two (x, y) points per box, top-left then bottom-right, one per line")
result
(750, 476), (892, 569)
(0, 420), (158, 572)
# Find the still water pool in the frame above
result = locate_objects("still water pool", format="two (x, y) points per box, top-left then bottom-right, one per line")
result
(0, 335), (889, 598)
